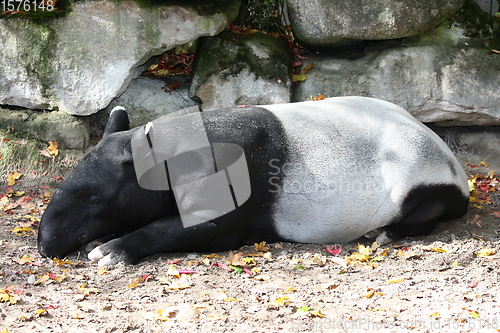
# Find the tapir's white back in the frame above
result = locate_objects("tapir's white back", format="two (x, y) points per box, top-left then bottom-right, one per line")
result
(263, 97), (468, 243)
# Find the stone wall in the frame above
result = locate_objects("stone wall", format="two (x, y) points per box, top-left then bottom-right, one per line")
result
(0, 0), (499, 150)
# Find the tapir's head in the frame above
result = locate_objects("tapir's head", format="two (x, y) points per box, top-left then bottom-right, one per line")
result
(38, 107), (170, 259)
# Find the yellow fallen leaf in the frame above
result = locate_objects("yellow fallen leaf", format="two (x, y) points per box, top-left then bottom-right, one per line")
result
(430, 312), (440, 318)
(97, 267), (108, 275)
(142, 309), (175, 321)
(292, 73), (308, 82)
(243, 257), (256, 265)
(7, 171), (22, 186)
(202, 253), (220, 258)
(477, 248), (497, 258)
(12, 227), (35, 236)
(23, 215), (41, 224)
(479, 161), (488, 167)
(422, 246), (446, 253)
(386, 278), (405, 283)
(254, 241), (269, 252)
(358, 244), (371, 256)
(19, 254), (34, 264)
(78, 283), (99, 295)
(19, 314), (32, 321)
(53, 258), (74, 266)
(127, 280), (139, 288)
(167, 263), (180, 278)
(223, 297), (239, 302)
(364, 290), (375, 298)
(451, 260), (458, 268)
(269, 296), (290, 307)
(284, 286), (296, 293)
(0, 288), (20, 304)
(37, 309), (48, 317)
(34, 274), (50, 285)
(468, 179), (475, 192)
(47, 141), (59, 156)
(53, 270), (67, 283)
(16, 191), (25, 196)
(311, 309), (325, 318)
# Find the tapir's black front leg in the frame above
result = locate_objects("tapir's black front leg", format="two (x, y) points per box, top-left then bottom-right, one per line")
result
(88, 216), (231, 266)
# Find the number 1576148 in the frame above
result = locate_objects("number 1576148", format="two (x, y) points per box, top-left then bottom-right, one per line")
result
(1, 0), (54, 12)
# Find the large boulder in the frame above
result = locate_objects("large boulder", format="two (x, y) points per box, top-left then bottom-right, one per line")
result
(189, 31), (293, 111)
(286, 0), (465, 48)
(104, 75), (198, 130)
(0, 0), (240, 116)
(293, 2), (500, 126)
(0, 108), (89, 149)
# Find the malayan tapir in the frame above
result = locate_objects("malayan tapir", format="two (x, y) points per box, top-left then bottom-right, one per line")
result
(38, 97), (469, 267)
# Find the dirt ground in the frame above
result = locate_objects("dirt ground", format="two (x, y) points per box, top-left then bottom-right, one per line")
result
(0, 164), (499, 333)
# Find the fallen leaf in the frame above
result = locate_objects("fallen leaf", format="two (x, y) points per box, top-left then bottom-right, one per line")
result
(167, 264), (180, 278)
(386, 277), (405, 283)
(467, 309), (480, 318)
(325, 245), (342, 255)
(421, 246), (446, 253)
(142, 309), (176, 321)
(161, 274), (192, 290)
(310, 253), (326, 266)
(212, 263), (232, 272)
(310, 93), (325, 101)
(46, 142), (59, 156)
(254, 241), (269, 252)
(0, 287), (20, 304)
(292, 73), (308, 82)
(12, 227), (35, 236)
(477, 248), (496, 258)
(263, 252), (273, 260)
(228, 251), (246, 266)
(7, 171), (22, 186)
(78, 283), (99, 296)
(302, 63), (316, 74)
(269, 296), (290, 307)
(126, 280), (139, 288)
(37, 309), (48, 317)
(311, 309), (325, 318)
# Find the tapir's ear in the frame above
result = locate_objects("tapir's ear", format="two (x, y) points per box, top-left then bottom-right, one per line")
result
(103, 106), (130, 138)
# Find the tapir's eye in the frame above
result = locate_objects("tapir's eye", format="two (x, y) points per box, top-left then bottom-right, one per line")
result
(89, 198), (101, 205)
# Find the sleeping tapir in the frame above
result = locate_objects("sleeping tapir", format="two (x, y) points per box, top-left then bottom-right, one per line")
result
(38, 97), (469, 266)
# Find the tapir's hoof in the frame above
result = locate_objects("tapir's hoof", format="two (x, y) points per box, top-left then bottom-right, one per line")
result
(88, 240), (133, 267)
(375, 231), (393, 245)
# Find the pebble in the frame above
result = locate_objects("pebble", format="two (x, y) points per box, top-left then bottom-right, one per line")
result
(28, 274), (35, 284)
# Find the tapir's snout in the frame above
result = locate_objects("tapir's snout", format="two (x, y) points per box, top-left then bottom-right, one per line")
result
(37, 223), (63, 259)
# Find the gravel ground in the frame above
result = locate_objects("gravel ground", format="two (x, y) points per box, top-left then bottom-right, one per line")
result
(0, 170), (499, 333)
